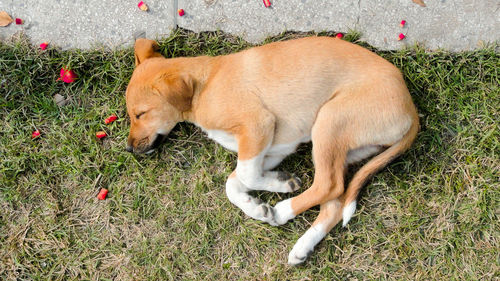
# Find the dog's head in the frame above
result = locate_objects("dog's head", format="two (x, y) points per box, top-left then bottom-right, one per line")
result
(125, 39), (194, 154)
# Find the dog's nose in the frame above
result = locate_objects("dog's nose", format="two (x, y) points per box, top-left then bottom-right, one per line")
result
(126, 145), (134, 153)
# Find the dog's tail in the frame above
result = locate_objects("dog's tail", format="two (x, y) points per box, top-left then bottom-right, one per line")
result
(341, 116), (419, 227)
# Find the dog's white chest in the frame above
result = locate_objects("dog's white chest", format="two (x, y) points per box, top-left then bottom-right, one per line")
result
(196, 124), (309, 157)
(203, 129), (239, 152)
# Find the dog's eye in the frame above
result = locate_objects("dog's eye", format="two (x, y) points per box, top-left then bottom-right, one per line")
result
(135, 112), (146, 119)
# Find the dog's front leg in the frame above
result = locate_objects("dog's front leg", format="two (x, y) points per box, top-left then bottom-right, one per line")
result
(225, 113), (300, 224)
(225, 171), (279, 225)
(236, 150), (301, 193)
(232, 112), (301, 193)
(262, 155), (287, 171)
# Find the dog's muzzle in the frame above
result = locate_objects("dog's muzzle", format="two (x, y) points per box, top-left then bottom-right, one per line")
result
(126, 134), (166, 154)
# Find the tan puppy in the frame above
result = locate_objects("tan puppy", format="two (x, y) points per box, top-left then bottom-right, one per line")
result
(126, 37), (419, 265)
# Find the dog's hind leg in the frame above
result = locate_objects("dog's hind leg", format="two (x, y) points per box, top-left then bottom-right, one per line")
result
(287, 198), (344, 265)
(272, 98), (350, 225)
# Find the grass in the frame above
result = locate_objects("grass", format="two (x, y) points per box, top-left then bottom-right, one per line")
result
(0, 29), (498, 280)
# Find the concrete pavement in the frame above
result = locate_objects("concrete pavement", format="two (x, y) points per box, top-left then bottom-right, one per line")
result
(0, 0), (498, 51)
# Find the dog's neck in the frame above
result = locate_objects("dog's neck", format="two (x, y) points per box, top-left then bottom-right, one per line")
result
(180, 55), (221, 123)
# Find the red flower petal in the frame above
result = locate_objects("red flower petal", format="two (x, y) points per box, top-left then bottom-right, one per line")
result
(96, 131), (107, 139)
(32, 130), (40, 139)
(105, 114), (118, 124)
(97, 188), (108, 200)
(263, 0), (271, 7)
(39, 42), (48, 50)
(178, 9), (185, 16)
(15, 18), (23, 25)
(336, 33), (344, 39)
(58, 68), (77, 83)
(398, 33), (406, 41)
(138, 1), (148, 11)
(400, 20), (406, 28)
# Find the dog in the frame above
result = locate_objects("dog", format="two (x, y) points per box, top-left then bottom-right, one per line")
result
(125, 37), (419, 265)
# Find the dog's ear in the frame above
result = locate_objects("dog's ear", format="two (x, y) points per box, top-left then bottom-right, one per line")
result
(155, 73), (194, 112)
(134, 39), (163, 66)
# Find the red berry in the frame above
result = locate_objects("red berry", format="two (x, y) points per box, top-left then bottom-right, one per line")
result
(97, 188), (108, 200)
(263, 0), (271, 8)
(398, 33), (406, 41)
(400, 20), (406, 28)
(32, 130), (40, 139)
(15, 18), (23, 25)
(178, 9), (185, 16)
(336, 33), (344, 39)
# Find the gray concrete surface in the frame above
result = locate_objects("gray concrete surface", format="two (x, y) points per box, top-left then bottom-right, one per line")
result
(0, 0), (499, 51)
(0, 0), (175, 49)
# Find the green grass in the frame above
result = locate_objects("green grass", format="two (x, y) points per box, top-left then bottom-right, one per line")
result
(0, 29), (498, 280)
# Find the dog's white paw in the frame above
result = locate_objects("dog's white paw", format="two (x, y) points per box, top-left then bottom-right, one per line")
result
(255, 203), (279, 226)
(273, 198), (295, 225)
(287, 224), (326, 266)
(288, 239), (314, 266)
(276, 172), (302, 192)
